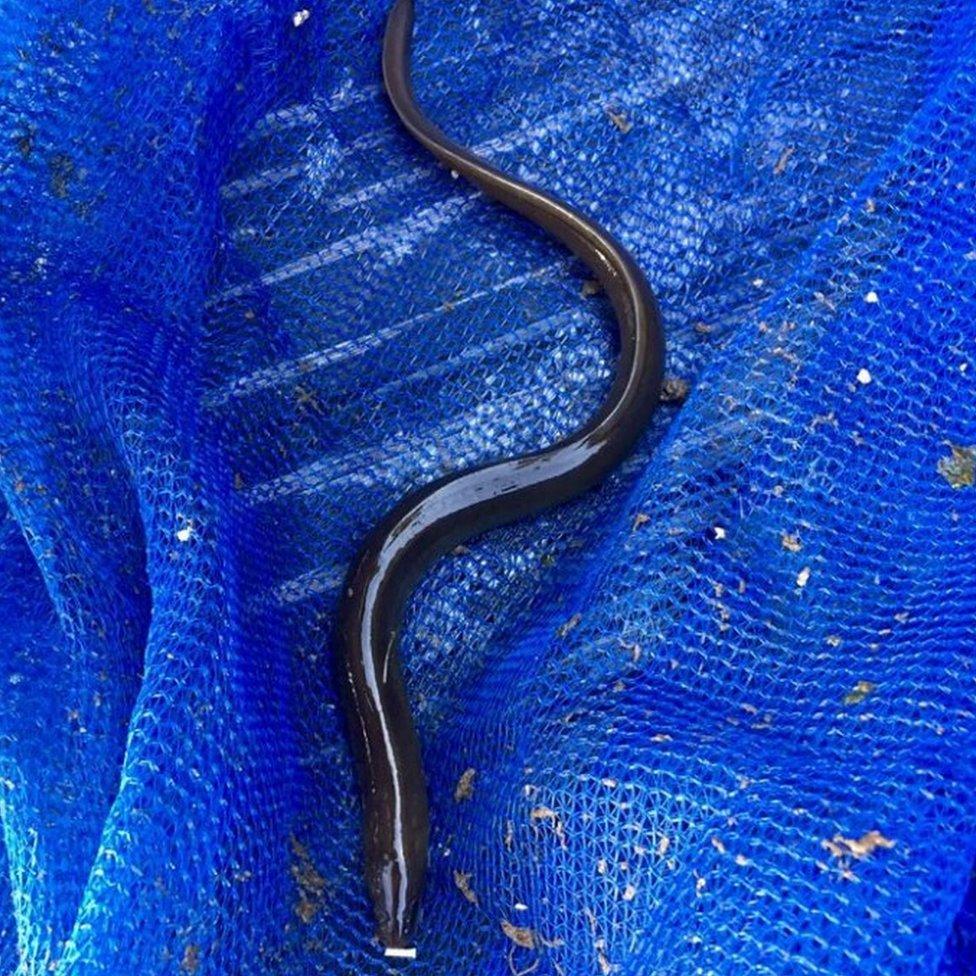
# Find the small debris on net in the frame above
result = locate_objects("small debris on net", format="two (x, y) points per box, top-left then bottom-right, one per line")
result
(773, 146), (795, 175)
(440, 287), (465, 312)
(290, 835), (326, 923)
(501, 920), (537, 950)
(781, 532), (802, 552)
(856, 367), (872, 385)
(504, 819), (516, 851)
(823, 830), (894, 863)
(16, 127), (34, 158)
(454, 767), (476, 802)
(937, 442), (975, 488)
(531, 806), (567, 847)
(181, 944), (200, 974)
(557, 613), (582, 637)
(500, 921), (562, 976)
(618, 638), (641, 663)
(605, 107), (633, 134)
(632, 512), (650, 531)
(453, 869), (479, 905)
(796, 566), (811, 588)
(49, 153), (75, 199)
(821, 831), (895, 880)
(294, 385), (322, 413)
(660, 376), (690, 404)
(843, 680), (876, 706)
(292, 9), (310, 27)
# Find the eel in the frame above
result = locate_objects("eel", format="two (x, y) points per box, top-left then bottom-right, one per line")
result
(335, 0), (665, 952)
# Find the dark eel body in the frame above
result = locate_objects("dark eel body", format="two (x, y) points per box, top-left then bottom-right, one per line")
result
(335, 0), (665, 952)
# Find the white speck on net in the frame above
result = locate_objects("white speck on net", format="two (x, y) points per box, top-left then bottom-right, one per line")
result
(384, 947), (417, 959)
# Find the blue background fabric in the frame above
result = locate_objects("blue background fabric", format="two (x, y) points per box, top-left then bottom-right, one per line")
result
(1, 0), (974, 972)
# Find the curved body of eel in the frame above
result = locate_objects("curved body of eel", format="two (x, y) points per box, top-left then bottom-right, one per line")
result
(335, 0), (665, 953)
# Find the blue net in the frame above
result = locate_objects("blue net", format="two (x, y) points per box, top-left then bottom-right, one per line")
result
(1, 0), (975, 972)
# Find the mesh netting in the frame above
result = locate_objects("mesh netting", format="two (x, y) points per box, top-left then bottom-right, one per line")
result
(1, 0), (975, 972)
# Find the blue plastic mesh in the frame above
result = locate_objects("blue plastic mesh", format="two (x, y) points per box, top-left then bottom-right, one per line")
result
(1, 0), (975, 973)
